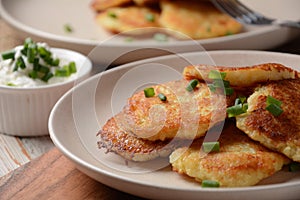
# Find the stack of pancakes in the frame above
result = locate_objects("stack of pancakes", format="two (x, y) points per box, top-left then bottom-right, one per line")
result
(97, 63), (300, 187)
(90, 0), (242, 39)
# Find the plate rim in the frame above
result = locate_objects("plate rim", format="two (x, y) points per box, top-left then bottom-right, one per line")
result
(49, 50), (300, 197)
(0, 0), (284, 48)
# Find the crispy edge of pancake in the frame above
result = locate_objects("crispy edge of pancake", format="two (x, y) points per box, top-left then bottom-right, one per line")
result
(97, 114), (187, 161)
(183, 63), (300, 87)
(118, 79), (233, 141)
(169, 121), (290, 187)
(236, 79), (300, 162)
(158, 0), (242, 39)
(95, 6), (160, 35)
(91, 0), (132, 11)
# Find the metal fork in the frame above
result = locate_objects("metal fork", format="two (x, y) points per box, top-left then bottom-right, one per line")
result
(211, 0), (300, 29)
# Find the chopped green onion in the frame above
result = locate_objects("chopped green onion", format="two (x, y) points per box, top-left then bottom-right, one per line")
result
(27, 43), (37, 63)
(266, 96), (283, 116)
(15, 56), (26, 70)
(69, 61), (77, 73)
(1, 50), (15, 60)
(41, 72), (54, 82)
(153, 33), (168, 42)
(124, 37), (134, 42)
(288, 162), (300, 172)
(266, 103), (283, 117)
(108, 12), (117, 18)
(28, 70), (38, 79)
(202, 141), (220, 153)
(224, 87), (234, 95)
(6, 82), (16, 86)
(201, 180), (220, 188)
(227, 104), (244, 118)
(266, 95), (282, 107)
(186, 79), (199, 92)
(39, 65), (50, 74)
(208, 70), (226, 80)
(145, 13), (155, 22)
(64, 24), (73, 33)
(158, 93), (167, 101)
(144, 87), (155, 97)
(55, 68), (68, 77)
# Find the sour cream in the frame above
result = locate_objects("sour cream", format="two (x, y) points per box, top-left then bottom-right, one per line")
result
(0, 42), (77, 88)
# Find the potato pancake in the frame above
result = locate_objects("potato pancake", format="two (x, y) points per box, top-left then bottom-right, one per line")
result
(158, 0), (242, 39)
(183, 63), (300, 87)
(95, 6), (160, 34)
(91, 0), (132, 11)
(236, 79), (300, 162)
(97, 114), (185, 161)
(117, 79), (235, 141)
(169, 121), (290, 187)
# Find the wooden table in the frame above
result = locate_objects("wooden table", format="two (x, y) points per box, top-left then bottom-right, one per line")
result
(0, 18), (299, 199)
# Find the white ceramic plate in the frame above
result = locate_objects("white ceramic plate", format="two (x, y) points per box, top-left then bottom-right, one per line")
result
(49, 50), (300, 200)
(1, 0), (299, 65)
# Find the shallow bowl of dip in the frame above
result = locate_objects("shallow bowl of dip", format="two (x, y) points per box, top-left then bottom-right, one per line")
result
(0, 43), (92, 136)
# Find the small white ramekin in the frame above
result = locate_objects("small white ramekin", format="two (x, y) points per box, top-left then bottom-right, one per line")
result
(0, 48), (92, 136)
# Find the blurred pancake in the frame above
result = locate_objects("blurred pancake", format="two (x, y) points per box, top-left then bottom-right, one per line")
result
(158, 0), (242, 39)
(91, 0), (132, 11)
(95, 6), (160, 34)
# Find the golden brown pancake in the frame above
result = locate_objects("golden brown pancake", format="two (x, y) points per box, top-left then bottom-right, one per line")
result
(158, 0), (242, 39)
(91, 0), (132, 11)
(95, 6), (160, 34)
(117, 79), (235, 141)
(236, 79), (300, 162)
(133, 0), (159, 6)
(169, 121), (290, 187)
(97, 114), (185, 161)
(183, 63), (300, 87)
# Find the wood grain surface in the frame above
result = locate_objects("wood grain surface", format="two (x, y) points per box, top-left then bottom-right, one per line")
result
(0, 148), (143, 200)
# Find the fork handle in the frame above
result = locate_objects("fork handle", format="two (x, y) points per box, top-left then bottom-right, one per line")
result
(275, 20), (300, 29)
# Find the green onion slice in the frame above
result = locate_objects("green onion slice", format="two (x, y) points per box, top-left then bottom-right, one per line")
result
(145, 13), (155, 22)
(186, 79), (199, 92)
(153, 33), (168, 42)
(208, 70), (226, 80)
(202, 180), (220, 188)
(158, 93), (167, 101)
(266, 96), (283, 116)
(1, 50), (15, 60)
(202, 141), (220, 153)
(144, 87), (155, 97)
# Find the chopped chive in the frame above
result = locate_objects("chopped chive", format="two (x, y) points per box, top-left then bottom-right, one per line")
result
(108, 12), (117, 18)
(226, 31), (233, 36)
(28, 70), (38, 79)
(39, 65), (50, 74)
(68, 61), (77, 73)
(55, 68), (68, 77)
(202, 180), (220, 188)
(16, 56), (26, 69)
(158, 93), (167, 101)
(202, 141), (220, 153)
(288, 162), (300, 172)
(41, 72), (54, 82)
(266, 95), (282, 107)
(64, 24), (73, 33)
(208, 70), (226, 80)
(266, 103), (283, 116)
(153, 33), (168, 42)
(144, 87), (155, 97)
(52, 58), (60, 66)
(1, 50), (15, 60)
(27, 44), (37, 63)
(266, 96), (283, 116)
(224, 87), (234, 95)
(124, 37), (134, 42)
(186, 79), (199, 92)
(226, 104), (245, 118)
(6, 82), (16, 86)
(145, 13), (155, 22)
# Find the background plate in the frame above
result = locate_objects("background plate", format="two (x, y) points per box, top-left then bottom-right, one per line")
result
(49, 50), (300, 200)
(0, 0), (299, 65)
